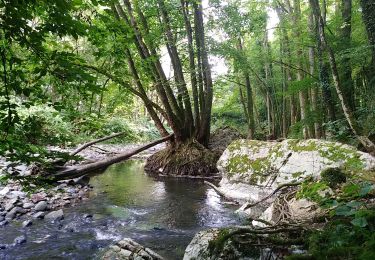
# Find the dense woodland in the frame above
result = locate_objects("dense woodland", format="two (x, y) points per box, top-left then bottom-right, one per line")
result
(1, 1), (375, 259)
(1, 0), (375, 164)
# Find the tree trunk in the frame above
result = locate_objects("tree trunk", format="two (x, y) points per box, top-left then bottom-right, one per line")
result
(310, 0), (375, 154)
(293, 0), (312, 139)
(238, 38), (255, 139)
(53, 134), (173, 180)
(340, 0), (355, 111)
(308, 11), (322, 138)
(360, 0), (375, 89)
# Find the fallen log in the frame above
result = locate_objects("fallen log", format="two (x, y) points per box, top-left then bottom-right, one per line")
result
(52, 134), (173, 180)
(70, 132), (125, 156)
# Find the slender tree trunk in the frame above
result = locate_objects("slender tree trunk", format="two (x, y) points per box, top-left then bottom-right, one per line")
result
(310, 0), (375, 154)
(340, 0), (355, 111)
(194, 2), (213, 146)
(360, 0), (375, 89)
(293, 0), (312, 139)
(238, 38), (255, 139)
(181, 0), (200, 129)
(308, 12), (322, 138)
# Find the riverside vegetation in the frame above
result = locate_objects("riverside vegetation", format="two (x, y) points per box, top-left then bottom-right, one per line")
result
(1, 0), (375, 259)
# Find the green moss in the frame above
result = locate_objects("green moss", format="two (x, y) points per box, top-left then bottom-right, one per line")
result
(292, 172), (304, 179)
(208, 228), (231, 254)
(288, 139), (318, 152)
(318, 143), (364, 170)
(226, 154), (270, 184)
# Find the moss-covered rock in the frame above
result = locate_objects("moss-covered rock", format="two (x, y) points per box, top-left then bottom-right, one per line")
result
(217, 139), (375, 201)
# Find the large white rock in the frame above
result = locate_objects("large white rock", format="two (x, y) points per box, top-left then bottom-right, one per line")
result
(183, 229), (220, 260)
(217, 139), (375, 201)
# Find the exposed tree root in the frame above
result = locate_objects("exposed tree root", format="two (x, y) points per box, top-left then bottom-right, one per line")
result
(145, 139), (219, 176)
(244, 182), (302, 210)
(209, 223), (309, 258)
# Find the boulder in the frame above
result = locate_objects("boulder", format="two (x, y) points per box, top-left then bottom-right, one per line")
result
(183, 229), (220, 260)
(217, 139), (375, 201)
(183, 228), (267, 260)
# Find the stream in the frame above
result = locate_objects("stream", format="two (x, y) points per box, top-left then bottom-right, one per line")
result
(0, 160), (243, 260)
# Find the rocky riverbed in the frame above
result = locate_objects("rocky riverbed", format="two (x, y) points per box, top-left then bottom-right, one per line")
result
(0, 143), (166, 228)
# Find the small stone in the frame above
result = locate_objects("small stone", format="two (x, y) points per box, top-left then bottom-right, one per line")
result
(23, 202), (34, 209)
(0, 220), (8, 227)
(22, 220), (32, 228)
(5, 198), (18, 211)
(0, 187), (10, 196)
(32, 212), (45, 219)
(13, 235), (26, 245)
(9, 191), (26, 199)
(45, 209), (64, 221)
(34, 201), (48, 211)
(83, 214), (93, 219)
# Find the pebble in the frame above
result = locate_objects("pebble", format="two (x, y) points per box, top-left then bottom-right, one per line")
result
(33, 212), (45, 219)
(5, 198), (18, 211)
(0, 220), (8, 227)
(22, 220), (32, 228)
(0, 187), (10, 196)
(23, 202), (35, 209)
(13, 235), (26, 245)
(45, 209), (64, 221)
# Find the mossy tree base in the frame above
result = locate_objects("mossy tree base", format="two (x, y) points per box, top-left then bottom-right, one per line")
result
(144, 140), (219, 176)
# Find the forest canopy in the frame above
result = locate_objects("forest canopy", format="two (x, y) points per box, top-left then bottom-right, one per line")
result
(1, 0), (375, 162)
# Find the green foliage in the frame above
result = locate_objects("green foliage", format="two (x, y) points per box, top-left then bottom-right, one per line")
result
(16, 104), (73, 145)
(296, 181), (330, 203)
(308, 219), (375, 259)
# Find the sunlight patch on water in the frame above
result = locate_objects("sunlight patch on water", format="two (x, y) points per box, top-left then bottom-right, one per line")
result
(205, 188), (224, 212)
(95, 230), (122, 241)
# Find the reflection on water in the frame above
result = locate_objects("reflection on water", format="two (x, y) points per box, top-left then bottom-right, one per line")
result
(0, 160), (243, 260)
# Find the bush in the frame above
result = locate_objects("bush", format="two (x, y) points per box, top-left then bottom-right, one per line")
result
(16, 104), (73, 145)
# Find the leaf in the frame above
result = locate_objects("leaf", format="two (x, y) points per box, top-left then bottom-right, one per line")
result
(351, 217), (368, 228)
(359, 183), (374, 197)
(335, 205), (356, 216)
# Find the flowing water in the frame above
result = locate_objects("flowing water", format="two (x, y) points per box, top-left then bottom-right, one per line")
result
(0, 160), (243, 260)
